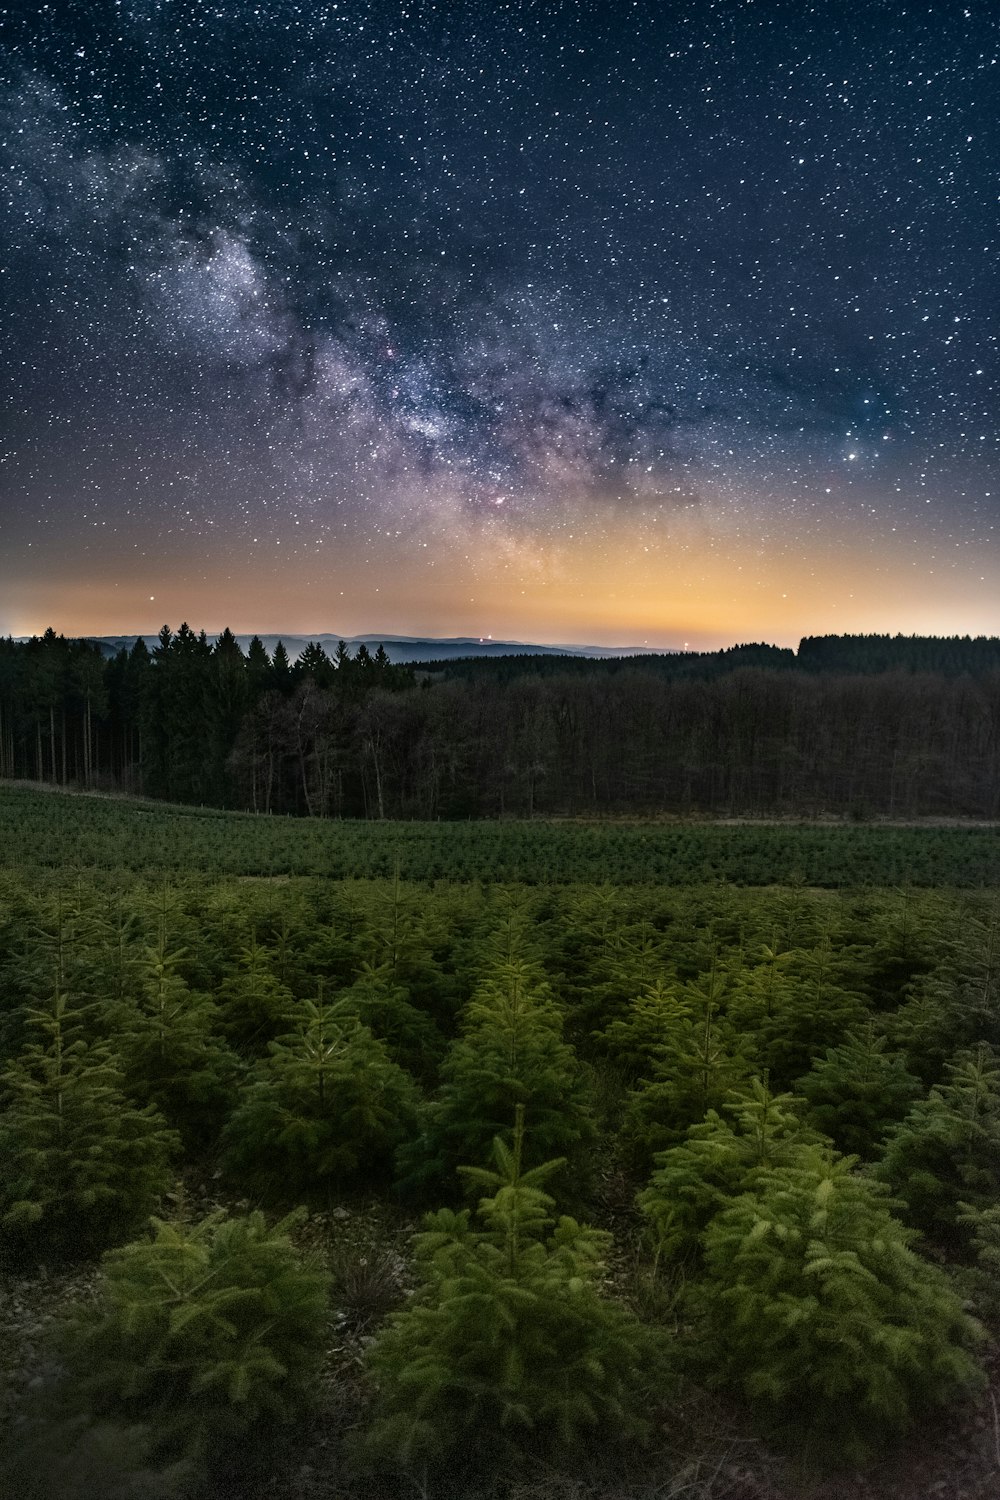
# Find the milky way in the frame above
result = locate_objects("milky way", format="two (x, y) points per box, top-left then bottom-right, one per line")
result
(1, 2), (998, 645)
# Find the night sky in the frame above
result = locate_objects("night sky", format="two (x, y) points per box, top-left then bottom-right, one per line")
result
(1, 1), (998, 648)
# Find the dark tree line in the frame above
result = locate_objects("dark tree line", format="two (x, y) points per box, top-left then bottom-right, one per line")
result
(2, 627), (999, 818)
(797, 633), (1000, 676)
(419, 634), (1000, 684)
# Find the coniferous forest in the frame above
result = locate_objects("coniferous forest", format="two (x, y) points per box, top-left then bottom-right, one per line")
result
(2, 628), (1000, 818)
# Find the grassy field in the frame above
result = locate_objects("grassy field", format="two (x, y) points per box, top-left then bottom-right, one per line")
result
(1, 784), (998, 886)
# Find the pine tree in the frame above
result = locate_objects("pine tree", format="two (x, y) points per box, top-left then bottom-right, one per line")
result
(339, 960), (445, 1080)
(639, 1077), (824, 1263)
(879, 1042), (1000, 1245)
(889, 904), (1000, 1077)
(222, 992), (419, 1200)
(64, 1206), (330, 1467)
(256, 887), (317, 994)
(358, 862), (459, 1026)
(595, 976), (691, 1080)
(570, 918), (671, 1038)
(92, 886), (148, 1008)
(621, 960), (752, 1172)
(245, 633), (274, 698)
(691, 1154), (983, 1463)
(398, 959), (596, 1200)
(271, 640), (293, 693)
(469, 887), (549, 982)
(206, 629), (248, 805)
(795, 1021), (921, 1158)
(216, 928), (297, 1053)
(959, 1201), (1000, 1316)
(0, 985), (178, 1257)
(357, 1108), (666, 1475)
(113, 928), (240, 1150)
(726, 937), (797, 1036)
(3, 885), (97, 1034)
(885, 988), (954, 1087)
(731, 938), (869, 1088)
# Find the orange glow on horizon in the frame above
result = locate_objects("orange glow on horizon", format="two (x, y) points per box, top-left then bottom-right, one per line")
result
(4, 515), (999, 650)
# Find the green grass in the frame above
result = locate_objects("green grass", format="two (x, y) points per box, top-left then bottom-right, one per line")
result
(1, 785), (997, 886)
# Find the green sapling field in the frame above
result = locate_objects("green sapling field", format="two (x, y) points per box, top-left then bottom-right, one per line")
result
(1, 790), (999, 1498)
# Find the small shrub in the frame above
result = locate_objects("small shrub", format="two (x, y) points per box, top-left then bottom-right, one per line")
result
(328, 1238), (405, 1331)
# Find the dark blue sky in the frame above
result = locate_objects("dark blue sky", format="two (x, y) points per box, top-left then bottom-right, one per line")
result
(1, 1), (997, 645)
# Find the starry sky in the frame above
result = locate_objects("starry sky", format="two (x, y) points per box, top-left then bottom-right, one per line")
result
(1, 0), (998, 649)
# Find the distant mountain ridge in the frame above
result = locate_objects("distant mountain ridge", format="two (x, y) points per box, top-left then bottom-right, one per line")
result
(78, 633), (666, 664)
(16, 631), (1000, 677)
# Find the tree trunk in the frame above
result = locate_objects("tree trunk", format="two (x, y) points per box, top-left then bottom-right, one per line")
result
(368, 735), (385, 819)
(84, 691), (92, 787)
(299, 747), (314, 817)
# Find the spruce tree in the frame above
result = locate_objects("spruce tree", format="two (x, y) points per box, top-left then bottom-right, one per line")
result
(691, 1154), (983, 1463)
(733, 939), (869, 1088)
(570, 919), (671, 1038)
(879, 1042), (1000, 1245)
(222, 992), (419, 1200)
(339, 959), (445, 1081)
(639, 1078), (824, 1263)
(621, 961), (752, 1172)
(398, 959), (596, 1200)
(113, 931), (240, 1150)
(726, 938), (797, 1039)
(357, 1109), (666, 1475)
(959, 1201), (1000, 1316)
(64, 1206), (330, 1467)
(596, 976), (692, 1080)
(2, 886), (97, 1047)
(216, 929), (297, 1053)
(889, 905), (1000, 1078)
(886, 988), (954, 1087)
(92, 886), (148, 1008)
(0, 985), (178, 1257)
(795, 1021), (921, 1158)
